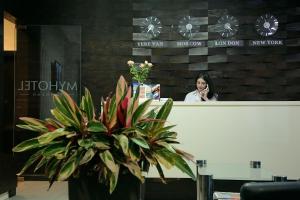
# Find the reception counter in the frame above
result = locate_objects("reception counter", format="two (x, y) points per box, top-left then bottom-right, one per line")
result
(146, 101), (300, 180)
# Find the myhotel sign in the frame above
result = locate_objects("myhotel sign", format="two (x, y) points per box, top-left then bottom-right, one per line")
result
(17, 80), (78, 95)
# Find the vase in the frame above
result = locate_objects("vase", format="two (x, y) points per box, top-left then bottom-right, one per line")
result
(132, 82), (146, 99)
(68, 172), (145, 200)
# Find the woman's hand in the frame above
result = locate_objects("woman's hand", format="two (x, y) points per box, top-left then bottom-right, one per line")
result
(200, 86), (209, 100)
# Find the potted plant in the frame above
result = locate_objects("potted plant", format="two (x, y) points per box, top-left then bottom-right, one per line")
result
(128, 60), (152, 85)
(12, 76), (195, 200)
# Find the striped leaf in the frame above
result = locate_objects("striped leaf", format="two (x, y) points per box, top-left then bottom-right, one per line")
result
(19, 117), (46, 127)
(78, 138), (94, 149)
(173, 153), (196, 180)
(123, 161), (144, 182)
(12, 138), (42, 152)
(109, 164), (120, 194)
(87, 121), (107, 132)
(152, 99), (173, 131)
(57, 90), (81, 127)
(132, 99), (152, 126)
(79, 148), (96, 165)
(131, 137), (149, 149)
(50, 109), (72, 127)
(80, 88), (95, 121)
(37, 128), (70, 145)
(42, 142), (66, 157)
(114, 134), (129, 155)
(46, 158), (61, 179)
(16, 124), (48, 133)
(115, 76), (127, 106)
(57, 151), (79, 181)
(128, 142), (141, 161)
(99, 150), (118, 173)
(155, 162), (166, 183)
(16, 149), (43, 176)
(34, 157), (49, 172)
(154, 149), (175, 169)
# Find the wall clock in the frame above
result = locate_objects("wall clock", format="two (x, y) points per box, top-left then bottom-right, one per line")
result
(255, 14), (279, 37)
(141, 16), (162, 39)
(178, 16), (200, 39)
(217, 15), (239, 38)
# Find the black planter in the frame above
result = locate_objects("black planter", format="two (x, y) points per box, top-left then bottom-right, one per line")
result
(68, 173), (145, 200)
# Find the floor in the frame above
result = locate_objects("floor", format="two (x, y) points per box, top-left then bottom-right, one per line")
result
(9, 181), (68, 200)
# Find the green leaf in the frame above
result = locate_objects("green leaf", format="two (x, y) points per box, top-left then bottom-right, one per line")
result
(16, 124), (48, 133)
(37, 128), (70, 145)
(115, 76), (127, 106)
(128, 142), (141, 161)
(152, 125), (177, 138)
(46, 158), (61, 179)
(122, 161), (144, 182)
(132, 99), (152, 125)
(109, 164), (120, 194)
(107, 95), (117, 123)
(79, 148), (96, 165)
(155, 141), (176, 153)
(19, 117), (46, 127)
(12, 138), (42, 152)
(93, 142), (110, 150)
(87, 121), (107, 132)
(155, 162), (166, 184)
(50, 109), (72, 127)
(152, 99), (173, 130)
(16, 149), (43, 176)
(45, 118), (64, 129)
(53, 94), (73, 121)
(42, 142), (66, 158)
(78, 138), (94, 149)
(91, 135), (110, 150)
(114, 134), (129, 155)
(99, 150), (118, 173)
(173, 154), (196, 180)
(34, 157), (49, 172)
(85, 88), (95, 121)
(155, 149), (175, 169)
(131, 137), (149, 149)
(57, 151), (79, 180)
(54, 91), (82, 129)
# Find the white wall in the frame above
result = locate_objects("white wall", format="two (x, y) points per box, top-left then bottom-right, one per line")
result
(147, 101), (300, 180)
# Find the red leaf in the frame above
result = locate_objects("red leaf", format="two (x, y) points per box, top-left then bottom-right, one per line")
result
(46, 124), (57, 132)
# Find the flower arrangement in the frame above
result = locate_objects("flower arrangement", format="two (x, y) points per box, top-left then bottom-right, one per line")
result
(128, 60), (153, 84)
(12, 75), (195, 194)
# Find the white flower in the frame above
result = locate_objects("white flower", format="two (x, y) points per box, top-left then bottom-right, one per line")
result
(127, 60), (134, 66)
(148, 63), (153, 67)
(144, 60), (148, 64)
(140, 63), (145, 68)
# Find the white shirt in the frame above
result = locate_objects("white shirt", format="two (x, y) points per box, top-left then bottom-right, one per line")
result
(184, 90), (217, 102)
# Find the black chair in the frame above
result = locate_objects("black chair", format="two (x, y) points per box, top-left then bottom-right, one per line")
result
(240, 181), (300, 200)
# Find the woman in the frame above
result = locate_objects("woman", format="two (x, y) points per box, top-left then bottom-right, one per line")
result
(184, 73), (218, 102)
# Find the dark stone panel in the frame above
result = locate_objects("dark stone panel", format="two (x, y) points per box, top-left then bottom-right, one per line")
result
(189, 47), (208, 56)
(189, 63), (208, 71)
(189, 55), (207, 63)
(152, 48), (188, 55)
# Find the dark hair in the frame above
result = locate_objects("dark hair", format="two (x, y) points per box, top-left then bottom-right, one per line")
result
(195, 72), (216, 99)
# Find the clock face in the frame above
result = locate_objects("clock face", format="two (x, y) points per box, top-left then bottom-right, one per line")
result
(178, 16), (200, 39)
(255, 14), (279, 37)
(141, 16), (162, 39)
(217, 15), (239, 38)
